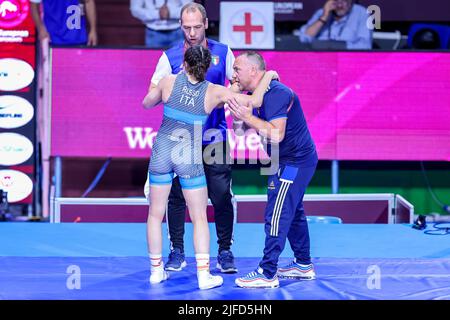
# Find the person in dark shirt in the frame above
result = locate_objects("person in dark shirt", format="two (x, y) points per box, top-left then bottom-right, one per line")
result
(229, 51), (318, 288)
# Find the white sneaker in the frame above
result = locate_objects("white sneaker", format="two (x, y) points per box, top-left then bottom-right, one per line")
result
(277, 261), (316, 280)
(198, 272), (223, 290)
(149, 268), (169, 284)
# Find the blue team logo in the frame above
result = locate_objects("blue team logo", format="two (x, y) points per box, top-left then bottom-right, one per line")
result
(211, 55), (220, 66)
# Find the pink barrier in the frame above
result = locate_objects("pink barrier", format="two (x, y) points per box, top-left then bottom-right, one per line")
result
(51, 49), (450, 161)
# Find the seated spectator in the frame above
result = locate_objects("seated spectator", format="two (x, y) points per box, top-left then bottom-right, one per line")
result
(298, 0), (372, 50)
(31, 0), (98, 46)
(130, 0), (192, 48)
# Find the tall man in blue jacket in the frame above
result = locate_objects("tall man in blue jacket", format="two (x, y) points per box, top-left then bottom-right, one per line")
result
(144, 2), (237, 273)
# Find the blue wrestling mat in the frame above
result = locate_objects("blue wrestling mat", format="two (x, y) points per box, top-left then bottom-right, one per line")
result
(0, 223), (449, 300)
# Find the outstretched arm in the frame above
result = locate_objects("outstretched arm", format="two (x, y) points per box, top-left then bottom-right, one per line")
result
(208, 71), (278, 113)
(241, 70), (279, 108)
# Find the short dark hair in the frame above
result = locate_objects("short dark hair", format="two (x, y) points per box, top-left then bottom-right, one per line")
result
(184, 45), (211, 82)
(239, 51), (266, 71)
(180, 2), (207, 23)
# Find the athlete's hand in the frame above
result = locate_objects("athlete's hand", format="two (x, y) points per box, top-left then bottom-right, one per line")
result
(87, 30), (98, 46)
(268, 70), (280, 81)
(38, 25), (50, 42)
(228, 98), (253, 122)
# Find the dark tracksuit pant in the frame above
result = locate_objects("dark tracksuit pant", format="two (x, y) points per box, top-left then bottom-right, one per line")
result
(167, 141), (234, 253)
(259, 162), (317, 278)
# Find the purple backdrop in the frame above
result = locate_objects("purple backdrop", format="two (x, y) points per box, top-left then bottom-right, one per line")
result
(50, 48), (450, 161)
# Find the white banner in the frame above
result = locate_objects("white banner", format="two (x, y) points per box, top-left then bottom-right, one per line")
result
(219, 2), (274, 49)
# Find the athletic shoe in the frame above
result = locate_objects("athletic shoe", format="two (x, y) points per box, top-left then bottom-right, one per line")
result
(198, 272), (224, 290)
(165, 248), (187, 271)
(235, 267), (279, 288)
(149, 268), (169, 284)
(216, 250), (238, 273)
(277, 260), (316, 280)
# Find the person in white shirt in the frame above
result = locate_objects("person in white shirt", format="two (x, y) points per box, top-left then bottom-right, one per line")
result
(298, 0), (372, 49)
(130, 0), (192, 48)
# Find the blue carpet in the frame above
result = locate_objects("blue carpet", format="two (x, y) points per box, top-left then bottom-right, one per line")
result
(0, 257), (449, 300)
(1, 223), (449, 300)
(0, 223), (448, 258)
